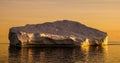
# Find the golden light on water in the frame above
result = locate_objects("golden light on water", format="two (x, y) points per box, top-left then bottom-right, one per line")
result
(8, 45), (108, 63)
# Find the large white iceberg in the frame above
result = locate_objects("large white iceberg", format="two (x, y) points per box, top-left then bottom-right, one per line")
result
(9, 20), (108, 47)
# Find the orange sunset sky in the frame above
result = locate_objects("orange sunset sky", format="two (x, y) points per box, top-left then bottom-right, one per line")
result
(0, 0), (120, 43)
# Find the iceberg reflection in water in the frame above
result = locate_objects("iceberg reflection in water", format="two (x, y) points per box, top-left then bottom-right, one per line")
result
(9, 46), (108, 63)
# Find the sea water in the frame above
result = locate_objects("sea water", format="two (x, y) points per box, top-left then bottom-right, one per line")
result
(0, 42), (120, 63)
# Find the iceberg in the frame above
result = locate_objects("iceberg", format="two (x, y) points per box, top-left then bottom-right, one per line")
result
(9, 20), (108, 47)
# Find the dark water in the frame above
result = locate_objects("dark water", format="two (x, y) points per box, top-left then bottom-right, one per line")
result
(0, 43), (120, 63)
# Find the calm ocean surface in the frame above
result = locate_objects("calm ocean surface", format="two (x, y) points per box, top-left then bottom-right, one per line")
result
(0, 42), (120, 63)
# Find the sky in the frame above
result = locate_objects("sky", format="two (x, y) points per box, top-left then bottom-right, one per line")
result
(0, 0), (120, 43)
